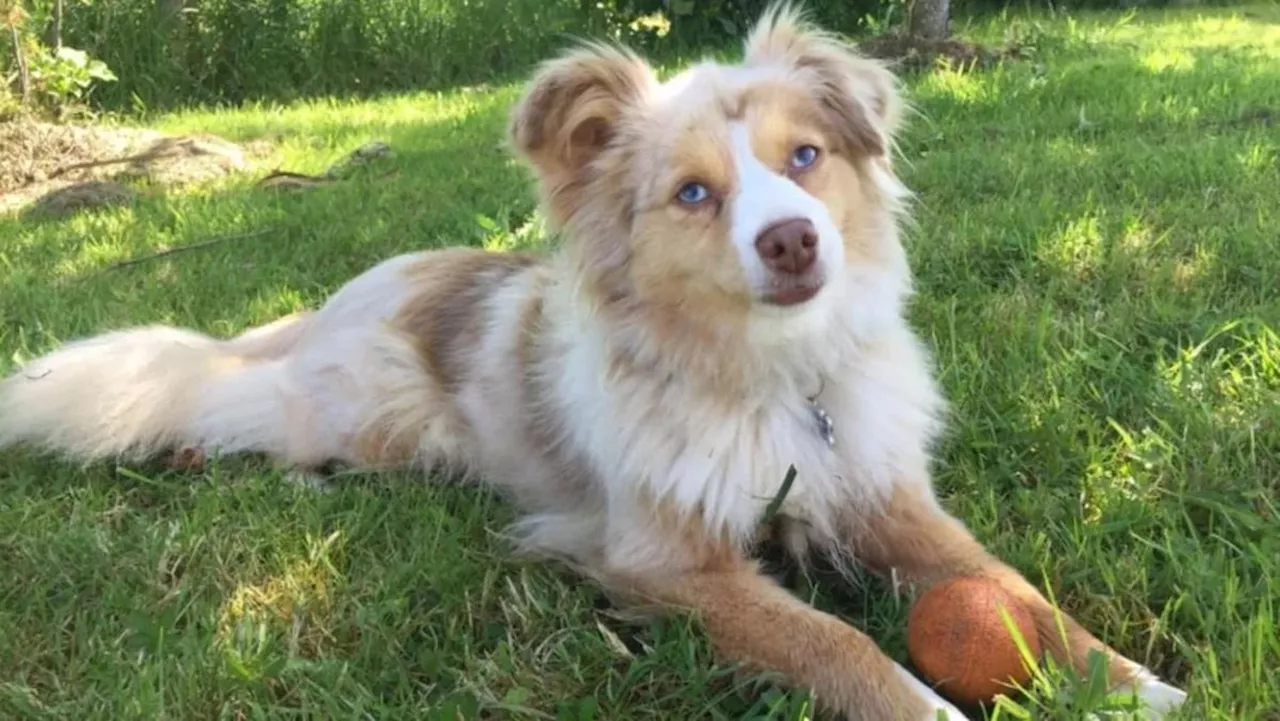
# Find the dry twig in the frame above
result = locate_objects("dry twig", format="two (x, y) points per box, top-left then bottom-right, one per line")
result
(9, 24), (29, 105)
(94, 228), (273, 275)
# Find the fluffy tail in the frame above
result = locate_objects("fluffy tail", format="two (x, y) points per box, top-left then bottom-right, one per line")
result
(0, 313), (311, 463)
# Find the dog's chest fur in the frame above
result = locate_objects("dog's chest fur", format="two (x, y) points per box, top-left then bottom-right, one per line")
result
(533, 305), (945, 565)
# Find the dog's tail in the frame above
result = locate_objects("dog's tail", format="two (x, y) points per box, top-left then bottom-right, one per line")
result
(0, 312), (312, 463)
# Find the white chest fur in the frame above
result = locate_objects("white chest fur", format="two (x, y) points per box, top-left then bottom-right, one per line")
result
(550, 320), (946, 559)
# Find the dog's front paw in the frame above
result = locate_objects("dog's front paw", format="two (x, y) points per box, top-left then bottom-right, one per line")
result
(1116, 669), (1188, 719)
(893, 663), (967, 720)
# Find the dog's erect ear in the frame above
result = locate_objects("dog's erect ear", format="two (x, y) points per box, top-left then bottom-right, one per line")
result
(744, 3), (902, 159)
(509, 42), (656, 191)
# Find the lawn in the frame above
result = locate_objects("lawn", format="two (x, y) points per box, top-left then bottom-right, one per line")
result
(1, 5), (1278, 720)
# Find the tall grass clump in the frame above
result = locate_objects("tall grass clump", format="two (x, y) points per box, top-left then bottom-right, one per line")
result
(48, 0), (633, 111)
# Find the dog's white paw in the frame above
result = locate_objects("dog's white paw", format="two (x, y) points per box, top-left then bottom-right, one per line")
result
(284, 469), (333, 492)
(894, 663), (967, 720)
(1082, 668), (1187, 720)
(1116, 669), (1188, 719)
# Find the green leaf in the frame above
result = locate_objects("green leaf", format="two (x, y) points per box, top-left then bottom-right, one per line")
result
(475, 213), (501, 234)
(86, 59), (119, 83)
(669, 0), (695, 16)
(502, 686), (531, 706)
(54, 46), (89, 68)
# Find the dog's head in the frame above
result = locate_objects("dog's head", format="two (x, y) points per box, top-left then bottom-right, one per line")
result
(510, 4), (911, 351)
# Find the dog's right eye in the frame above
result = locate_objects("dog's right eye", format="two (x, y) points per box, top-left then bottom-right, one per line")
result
(790, 144), (820, 170)
(676, 182), (710, 205)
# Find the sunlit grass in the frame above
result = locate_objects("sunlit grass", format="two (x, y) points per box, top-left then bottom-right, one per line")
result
(1, 4), (1278, 719)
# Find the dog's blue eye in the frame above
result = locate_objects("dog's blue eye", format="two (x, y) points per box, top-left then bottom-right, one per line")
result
(676, 182), (709, 204)
(790, 145), (820, 169)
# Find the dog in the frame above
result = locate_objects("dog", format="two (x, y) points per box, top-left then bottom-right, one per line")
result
(0, 5), (1188, 719)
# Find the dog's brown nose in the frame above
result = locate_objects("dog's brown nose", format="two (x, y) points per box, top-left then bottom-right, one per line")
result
(755, 218), (818, 275)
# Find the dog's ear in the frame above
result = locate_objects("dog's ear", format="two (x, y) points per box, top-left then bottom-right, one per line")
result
(744, 4), (902, 159)
(509, 42), (656, 194)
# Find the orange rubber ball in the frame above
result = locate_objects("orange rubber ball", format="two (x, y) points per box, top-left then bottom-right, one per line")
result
(906, 575), (1042, 706)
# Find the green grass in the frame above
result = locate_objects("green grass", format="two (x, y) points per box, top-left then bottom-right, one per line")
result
(2, 5), (1279, 719)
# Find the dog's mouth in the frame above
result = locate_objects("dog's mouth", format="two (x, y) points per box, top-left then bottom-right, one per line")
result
(760, 275), (824, 307)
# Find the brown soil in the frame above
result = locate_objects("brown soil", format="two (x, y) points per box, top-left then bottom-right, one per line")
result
(858, 34), (1025, 72)
(23, 180), (137, 220)
(0, 118), (273, 217)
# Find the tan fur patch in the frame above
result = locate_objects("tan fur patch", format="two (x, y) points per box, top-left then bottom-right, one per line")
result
(740, 83), (830, 165)
(346, 249), (543, 470)
(514, 271), (565, 466)
(395, 248), (541, 393)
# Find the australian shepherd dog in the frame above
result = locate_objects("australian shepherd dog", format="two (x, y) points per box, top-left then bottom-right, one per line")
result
(0, 5), (1187, 718)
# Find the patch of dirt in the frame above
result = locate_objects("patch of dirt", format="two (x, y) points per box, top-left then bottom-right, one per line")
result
(24, 181), (136, 220)
(858, 34), (1025, 72)
(0, 118), (273, 217)
(0, 119), (157, 194)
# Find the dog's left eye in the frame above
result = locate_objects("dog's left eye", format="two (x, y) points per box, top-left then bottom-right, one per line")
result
(789, 145), (820, 170)
(676, 182), (710, 205)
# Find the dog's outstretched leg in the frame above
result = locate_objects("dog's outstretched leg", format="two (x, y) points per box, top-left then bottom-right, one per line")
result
(850, 486), (1188, 718)
(621, 559), (966, 720)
